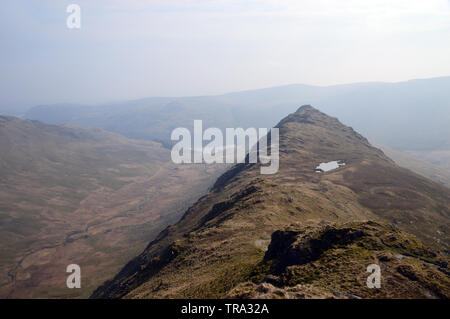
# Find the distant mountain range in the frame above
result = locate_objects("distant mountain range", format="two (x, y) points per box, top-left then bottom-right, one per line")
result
(91, 106), (450, 299)
(24, 76), (450, 152)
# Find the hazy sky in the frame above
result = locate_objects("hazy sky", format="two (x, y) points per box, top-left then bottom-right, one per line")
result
(1, 0), (450, 112)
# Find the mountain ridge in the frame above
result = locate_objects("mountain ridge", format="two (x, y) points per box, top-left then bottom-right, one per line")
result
(91, 105), (449, 299)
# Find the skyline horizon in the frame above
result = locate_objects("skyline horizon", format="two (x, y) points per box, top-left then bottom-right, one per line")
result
(2, 74), (450, 116)
(2, 1), (449, 114)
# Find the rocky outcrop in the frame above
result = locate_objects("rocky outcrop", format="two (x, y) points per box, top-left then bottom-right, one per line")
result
(238, 221), (450, 299)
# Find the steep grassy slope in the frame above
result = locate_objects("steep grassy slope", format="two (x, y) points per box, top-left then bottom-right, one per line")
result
(0, 116), (225, 298)
(91, 106), (449, 299)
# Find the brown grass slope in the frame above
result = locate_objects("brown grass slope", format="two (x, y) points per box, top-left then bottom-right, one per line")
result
(0, 116), (223, 298)
(91, 105), (450, 299)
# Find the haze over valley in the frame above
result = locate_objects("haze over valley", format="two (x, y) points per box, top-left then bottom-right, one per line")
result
(0, 1), (449, 301)
(23, 76), (450, 187)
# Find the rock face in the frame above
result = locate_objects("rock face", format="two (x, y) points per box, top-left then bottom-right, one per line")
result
(227, 221), (449, 299)
(91, 105), (450, 299)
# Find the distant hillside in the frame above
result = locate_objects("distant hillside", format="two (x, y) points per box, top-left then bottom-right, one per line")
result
(0, 116), (224, 298)
(91, 106), (450, 299)
(378, 145), (450, 188)
(25, 77), (450, 152)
